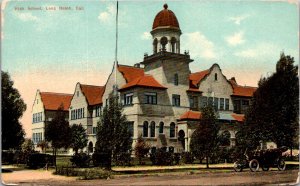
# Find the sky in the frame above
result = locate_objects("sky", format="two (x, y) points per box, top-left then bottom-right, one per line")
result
(1, 0), (299, 138)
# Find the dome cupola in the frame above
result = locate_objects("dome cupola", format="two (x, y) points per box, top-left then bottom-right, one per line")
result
(152, 4), (180, 30)
(151, 4), (181, 54)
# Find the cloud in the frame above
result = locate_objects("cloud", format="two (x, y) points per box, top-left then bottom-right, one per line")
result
(225, 31), (245, 46)
(98, 4), (116, 23)
(16, 12), (39, 22)
(141, 32), (151, 40)
(228, 14), (250, 25)
(182, 32), (218, 60)
(234, 42), (280, 59)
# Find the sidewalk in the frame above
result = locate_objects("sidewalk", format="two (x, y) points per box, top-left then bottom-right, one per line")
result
(113, 163), (233, 172)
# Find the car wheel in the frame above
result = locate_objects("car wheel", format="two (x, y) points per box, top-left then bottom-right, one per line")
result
(249, 159), (259, 172)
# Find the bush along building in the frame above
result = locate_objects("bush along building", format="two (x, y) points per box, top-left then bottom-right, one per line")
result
(32, 4), (256, 154)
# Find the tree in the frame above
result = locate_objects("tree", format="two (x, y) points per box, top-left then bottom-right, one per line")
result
(2, 71), (26, 150)
(242, 53), (299, 152)
(70, 124), (88, 154)
(94, 95), (132, 169)
(45, 104), (71, 168)
(21, 138), (35, 153)
(134, 135), (150, 165)
(190, 106), (220, 168)
(37, 140), (49, 153)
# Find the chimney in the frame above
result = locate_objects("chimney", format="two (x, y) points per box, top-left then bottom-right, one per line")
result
(134, 63), (140, 68)
(230, 77), (237, 85)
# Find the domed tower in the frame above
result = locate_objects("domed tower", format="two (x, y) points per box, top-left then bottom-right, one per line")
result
(151, 4), (181, 54)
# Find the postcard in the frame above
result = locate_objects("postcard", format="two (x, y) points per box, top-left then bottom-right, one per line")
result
(1, 0), (299, 185)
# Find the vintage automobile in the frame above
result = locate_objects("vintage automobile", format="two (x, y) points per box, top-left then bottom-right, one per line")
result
(233, 146), (288, 172)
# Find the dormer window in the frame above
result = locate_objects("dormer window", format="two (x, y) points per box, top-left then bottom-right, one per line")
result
(174, 73), (178, 86)
(215, 73), (218, 81)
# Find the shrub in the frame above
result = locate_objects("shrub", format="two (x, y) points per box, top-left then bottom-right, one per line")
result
(2, 151), (15, 164)
(217, 147), (235, 163)
(54, 166), (112, 180)
(174, 153), (181, 165)
(181, 152), (194, 164)
(150, 148), (174, 166)
(70, 153), (91, 168)
(27, 153), (54, 168)
(113, 152), (132, 166)
(92, 152), (111, 168)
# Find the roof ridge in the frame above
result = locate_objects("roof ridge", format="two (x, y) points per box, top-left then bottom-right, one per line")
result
(40, 92), (72, 96)
(191, 69), (209, 74)
(118, 64), (139, 68)
(80, 84), (103, 88)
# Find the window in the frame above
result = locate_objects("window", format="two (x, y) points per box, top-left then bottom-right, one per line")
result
(189, 96), (198, 109)
(77, 91), (79, 97)
(105, 99), (108, 106)
(213, 97), (219, 111)
(95, 106), (101, 117)
(37, 99), (39, 104)
(170, 122), (175, 138)
(93, 127), (97, 134)
(159, 122), (164, 134)
(143, 121), (148, 137)
(208, 97), (213, 106)
(215, 73), (218, 81)
(151, 147), (156, 154)
(172, 94), (180, 107)
(144, 92), (157, 104)
(82, 108), (85, 118)
(174, 73), (179, 86)
(200, 96), (207, 108)
(234, 100), (241, 113)
(220, 98), (224, 110)
(128, 122), (134, 137)
(124, 93), (133, 106)
(150, 121), (155, 137)
(242, 100), (249, 106)
(225, 99), (229, 110)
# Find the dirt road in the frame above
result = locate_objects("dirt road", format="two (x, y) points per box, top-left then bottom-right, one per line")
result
(2, 167), (298, 186)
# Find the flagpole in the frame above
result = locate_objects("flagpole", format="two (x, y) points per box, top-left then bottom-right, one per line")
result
(113, 1), (119, 95)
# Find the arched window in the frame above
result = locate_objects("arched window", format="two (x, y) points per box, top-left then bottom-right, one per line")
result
(143, 121), (148, 137)
(159, 122), (164, 134)
(169, 146), (174, 153)
(174, 73), (178, 86)
(171, 37), (177, 53)
(215, 73), (218, 81)
(151, 147), (156, 154)
(88, 141), (93, 153)
(170, 122), (175, 138)
(150, 121), (155, 137)
(160, 37), (168, 51)
(178, 130), (185, 150)
(220, 130), (231, 146)
(153, 38), (158, 53)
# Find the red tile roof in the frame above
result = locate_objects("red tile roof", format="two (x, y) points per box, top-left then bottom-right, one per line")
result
(189, 69), (210, 89)
(152, 4), (180, 30)
(179, 110), (202, 120)
(120, 75), (167, 90)
(118, 65), (144, 83)
(80, 84), (105, 106)
(40, 92), (72, 111)
(187, 88), (202, 93)
(229, 78), (257, 97)
(231, 113), (245, 122)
